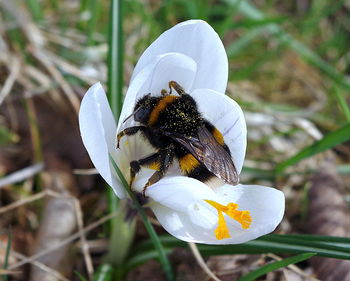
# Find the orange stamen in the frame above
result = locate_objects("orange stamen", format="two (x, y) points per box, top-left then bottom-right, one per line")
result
(205, 200), (252, 240)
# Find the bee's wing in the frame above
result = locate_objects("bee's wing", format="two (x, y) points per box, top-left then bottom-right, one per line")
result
(164, 127), (239, 185)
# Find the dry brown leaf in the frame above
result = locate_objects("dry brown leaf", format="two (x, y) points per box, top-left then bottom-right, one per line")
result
(29, 159), (78, 281)
(307, 161), (350, 281)
(205, 254), (262, 281)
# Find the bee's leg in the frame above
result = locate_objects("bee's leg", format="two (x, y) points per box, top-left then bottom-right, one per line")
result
(129, 152), (161, 188)
(129, 161), (140, 188)
(117, 126), (147, 148)
(169, 80), (186, 96)
(142, 145), (175, 197)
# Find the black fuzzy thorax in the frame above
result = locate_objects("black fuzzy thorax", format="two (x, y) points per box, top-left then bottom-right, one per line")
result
(139, 94), (204, 157)
(154, 94), (203, 136)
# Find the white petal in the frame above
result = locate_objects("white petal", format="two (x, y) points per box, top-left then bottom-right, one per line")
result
(191, 89), (247, 173)
(150, 183), (284, 244)
(117, 53), (197, 130)
(151, 204), (219, 243)
(131, 20), (228, 93)
(79, 83), (126, 198)
(148, 53), (197, 96)
(145, 176), (219, 211)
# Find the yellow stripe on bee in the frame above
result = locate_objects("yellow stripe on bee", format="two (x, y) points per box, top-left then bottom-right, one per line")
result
(179, 154), (200, 174)
(212, 127), (224, 145)
(148, 96), (178, 125)
(148, 161), (160, 170)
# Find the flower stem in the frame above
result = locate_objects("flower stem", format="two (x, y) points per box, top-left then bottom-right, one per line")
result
(106, 0), (132, 270)
(106, 194), (135, 266)
(109, 155), (175, 281)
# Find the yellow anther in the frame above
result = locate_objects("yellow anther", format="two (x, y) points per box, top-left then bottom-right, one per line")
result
(226, 202), (239, 213)
(204, 199), (252, 240)
(215, 211), (230, 240)
(225, 204), (252, 229)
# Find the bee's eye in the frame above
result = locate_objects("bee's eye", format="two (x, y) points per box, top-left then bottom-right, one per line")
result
(134, 106), (150, 122)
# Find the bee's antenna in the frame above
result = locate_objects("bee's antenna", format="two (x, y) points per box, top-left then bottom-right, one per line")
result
(123, 112), (134, 123)
(123, 105), (145, 123)
(161, 89), (168, 96)
(169, 80), (186, 95)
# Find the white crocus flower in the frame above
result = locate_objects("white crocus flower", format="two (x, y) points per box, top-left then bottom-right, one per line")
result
(79, 20), (285, 244)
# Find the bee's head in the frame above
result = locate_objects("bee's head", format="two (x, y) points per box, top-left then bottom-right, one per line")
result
(124, 94), (157, 124)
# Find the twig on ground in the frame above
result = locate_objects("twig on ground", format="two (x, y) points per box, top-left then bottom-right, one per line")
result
(0, 54), (21, 105)
(45, 50), (99, 84)
(188, 242), (221, 281)
(73, 199), (94, 279)
(73, 168), (98, 175)
(8, 212), (117, 270)
(31, 48), (80, 114)
(0, 190), (46, 215)
(0, 163), (44, 190)
(0, 242), (69, 281)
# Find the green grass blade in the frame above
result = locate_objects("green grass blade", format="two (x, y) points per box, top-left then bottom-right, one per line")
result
(26, 0), (43, 22)
(333, 86), (350, 122)
(226, 27), (264, 57)
(50, 0), (58, 9)
(216, 0), (243, 37)
(0, 127), (17, 145)
(2, 231), (12, 281)
(109, 156), (175, 281)
(166, 233), (350, 252)
(127, 234), (350, 270)
(92, 264), (114, 281)
(107, 0), (124, 118)
(87, 0), (99, 46)
(199, 236), (350, 259)
(125, 249), (173, 272)
(80, 0), (89, 12)
(268, 233), (350, 244)
(275, 123), (350, 173)
(238, 253), (316, 281)
(75, 271), (89, 281)
(302, 0), (345, 34)
(232, 17), (287, 28)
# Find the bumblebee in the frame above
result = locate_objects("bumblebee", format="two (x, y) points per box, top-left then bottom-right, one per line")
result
(117, 81), (238, 197)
